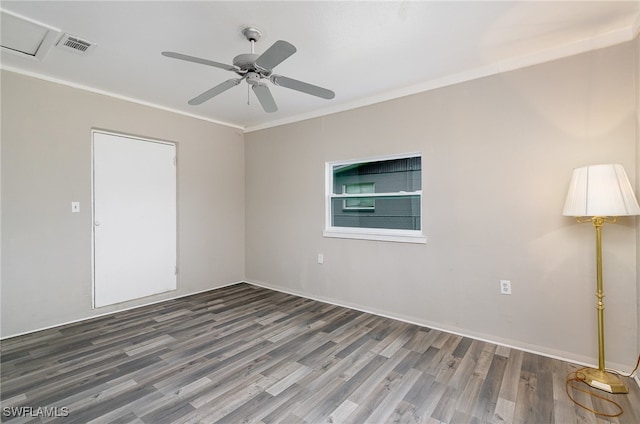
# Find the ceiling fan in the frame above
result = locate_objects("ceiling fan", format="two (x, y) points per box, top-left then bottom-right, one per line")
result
(161, 27), (335, 113)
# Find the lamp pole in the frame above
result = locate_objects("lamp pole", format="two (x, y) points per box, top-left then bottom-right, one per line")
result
(593, 217), (606, 373)
(576, 216), (628, 394)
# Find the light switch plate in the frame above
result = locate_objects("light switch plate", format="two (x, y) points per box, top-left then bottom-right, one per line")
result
(71, 201), (80, 213)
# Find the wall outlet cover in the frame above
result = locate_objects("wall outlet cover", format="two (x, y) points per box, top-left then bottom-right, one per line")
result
(500, 279), (512, 295)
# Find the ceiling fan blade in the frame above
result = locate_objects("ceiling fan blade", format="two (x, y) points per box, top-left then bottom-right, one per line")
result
(252, 83), (278, 113)
(270, 75), (335, 99)
(162, 51), (239, 72)
(188, 78), (242, 105)
(255, 40), (296, 72)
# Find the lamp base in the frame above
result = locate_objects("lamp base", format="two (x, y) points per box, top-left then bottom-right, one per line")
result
(577, 368), (629, 394)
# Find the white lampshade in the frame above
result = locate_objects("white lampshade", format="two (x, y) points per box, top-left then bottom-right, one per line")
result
(563, 164), (640, 217)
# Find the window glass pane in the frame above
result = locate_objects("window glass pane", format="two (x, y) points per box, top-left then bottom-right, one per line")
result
(332, 195), (421, 230)
(332, 156), (421, 194)
(330, 156), (421, 231)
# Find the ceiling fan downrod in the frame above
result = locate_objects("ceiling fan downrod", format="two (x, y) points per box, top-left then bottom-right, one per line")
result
(242, 27), (262, 54)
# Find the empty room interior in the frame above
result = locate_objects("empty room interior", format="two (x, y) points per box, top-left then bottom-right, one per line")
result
(2, 1), (640, 423)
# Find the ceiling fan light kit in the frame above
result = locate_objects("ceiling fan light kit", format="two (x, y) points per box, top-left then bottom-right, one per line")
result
(162, 26), (335, 113)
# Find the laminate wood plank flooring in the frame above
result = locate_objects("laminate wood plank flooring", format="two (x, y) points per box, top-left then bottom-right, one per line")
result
(1, 283), (639, 423)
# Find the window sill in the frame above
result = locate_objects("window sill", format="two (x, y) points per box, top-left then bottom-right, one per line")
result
(323, 228), (427, 244)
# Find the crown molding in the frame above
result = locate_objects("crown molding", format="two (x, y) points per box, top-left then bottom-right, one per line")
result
(0, 65), (244, 131)
(245, 26), (635, 133)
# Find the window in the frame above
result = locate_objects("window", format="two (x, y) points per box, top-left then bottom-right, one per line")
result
(324, 153), (426, 243)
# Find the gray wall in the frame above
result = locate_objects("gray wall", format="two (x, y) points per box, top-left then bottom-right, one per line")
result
(245, 41), (639, 371)
(1, 70), (245, 337)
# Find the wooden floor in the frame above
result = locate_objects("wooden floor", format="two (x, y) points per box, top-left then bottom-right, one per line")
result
(1, 283), (639, 424)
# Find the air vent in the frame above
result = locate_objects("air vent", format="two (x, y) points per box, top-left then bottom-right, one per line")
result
(56, 33), (95, 55)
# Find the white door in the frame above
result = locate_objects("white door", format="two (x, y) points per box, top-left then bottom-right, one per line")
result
(93, 131), (177, 307)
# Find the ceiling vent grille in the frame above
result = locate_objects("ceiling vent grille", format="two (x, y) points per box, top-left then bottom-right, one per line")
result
(56, 33), (95, 55)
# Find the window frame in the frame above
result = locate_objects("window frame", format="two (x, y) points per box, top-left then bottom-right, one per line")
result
(324, 152), (426, 244)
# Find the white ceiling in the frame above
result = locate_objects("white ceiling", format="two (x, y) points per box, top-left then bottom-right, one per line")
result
(1, 1), (639, 132)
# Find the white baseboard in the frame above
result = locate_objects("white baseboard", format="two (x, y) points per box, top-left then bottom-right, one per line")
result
(244, 279), (636, 374)
(0, 281), (244, 340)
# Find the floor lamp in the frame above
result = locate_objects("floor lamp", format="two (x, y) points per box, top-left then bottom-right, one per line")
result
(562, 163), (640, 394)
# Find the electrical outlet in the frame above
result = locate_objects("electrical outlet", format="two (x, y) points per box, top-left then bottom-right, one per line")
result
(317, 253), (324, 264)
(500, 280), (512, 295)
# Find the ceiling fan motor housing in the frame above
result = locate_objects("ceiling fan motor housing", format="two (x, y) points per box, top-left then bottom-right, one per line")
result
(233, 53), (271, 77)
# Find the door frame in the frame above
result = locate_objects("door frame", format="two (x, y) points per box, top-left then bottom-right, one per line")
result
(91, 129), (178, 308)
